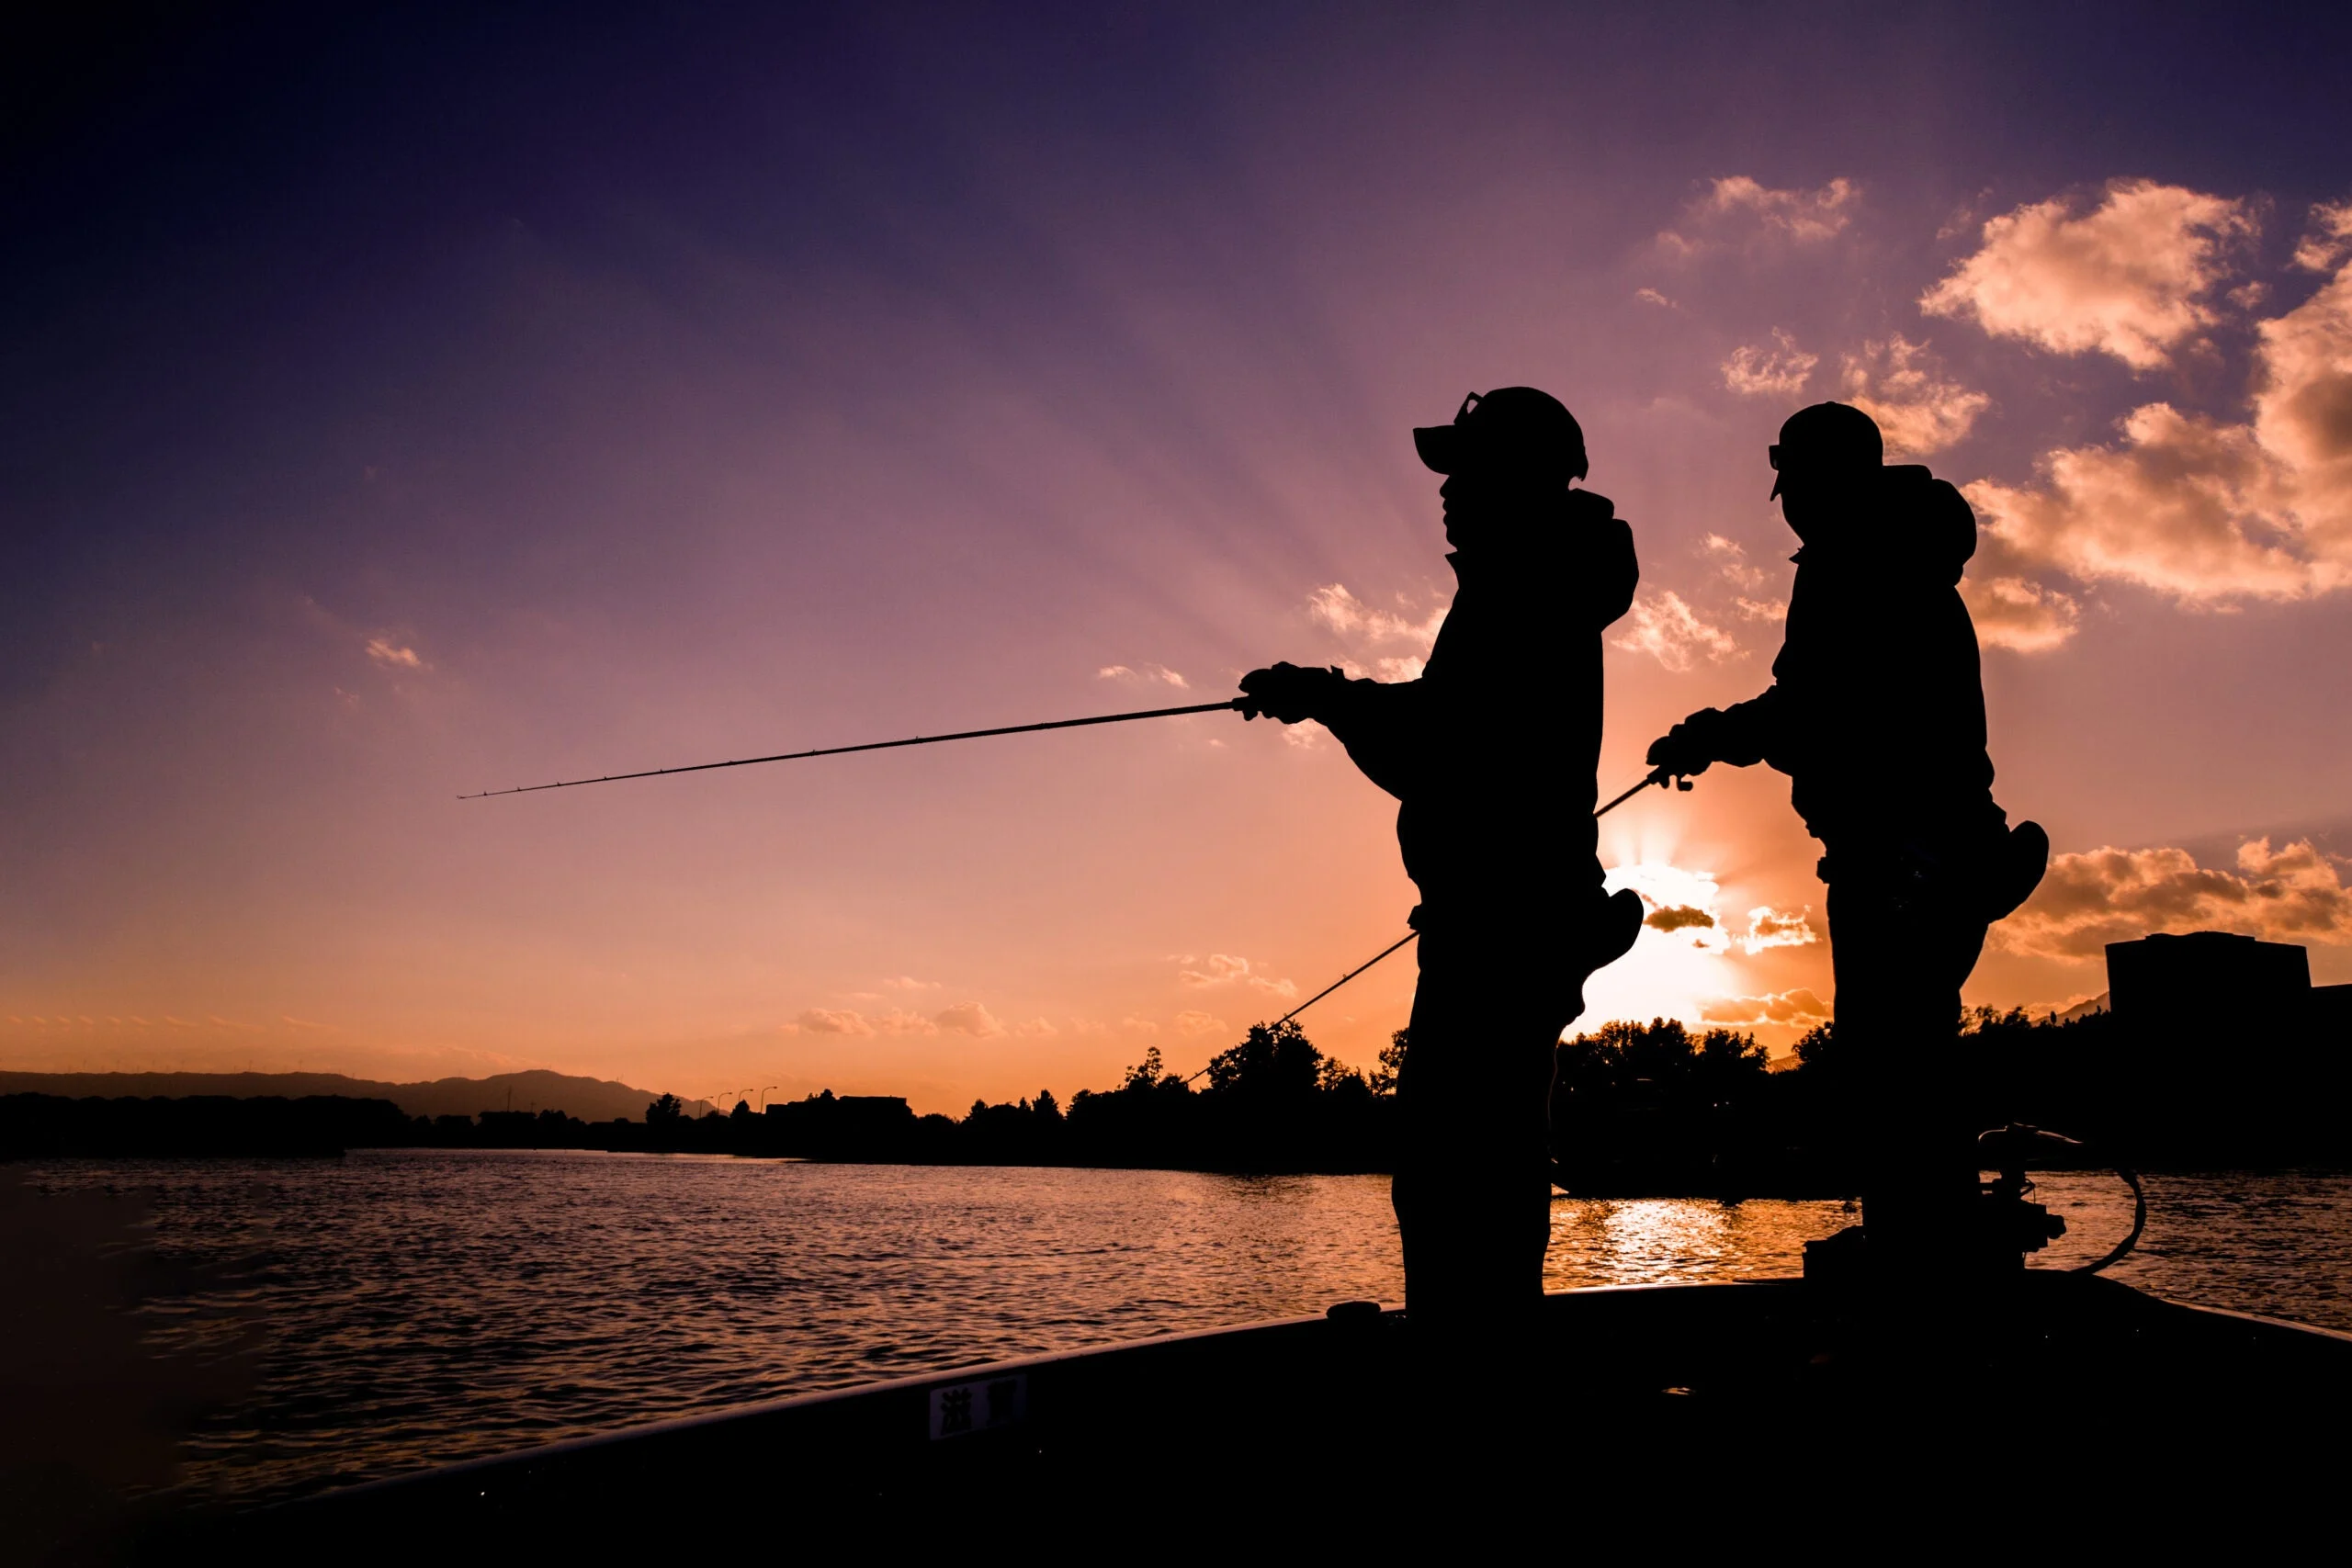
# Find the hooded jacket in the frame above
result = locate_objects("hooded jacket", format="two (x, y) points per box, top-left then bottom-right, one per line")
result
(1701, 465), (2004, 852)
(1317, 494), (1639, 919)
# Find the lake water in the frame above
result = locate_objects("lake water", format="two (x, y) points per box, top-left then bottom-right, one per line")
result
(15, 1151), (2349, 1506)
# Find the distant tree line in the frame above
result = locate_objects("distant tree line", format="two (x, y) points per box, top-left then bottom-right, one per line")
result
(8, 1000), (2343, 1179)
(627, 1022), (1401, 1172)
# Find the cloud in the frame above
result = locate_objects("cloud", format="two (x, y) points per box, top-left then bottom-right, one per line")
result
(1098, 662), (1189, 688)
(1607, 862), (1728, 953)
(1839, 336), (1989, 456)
(1707, 537), (1790, 624)
(1611, 591), (1740, 671)
(365, 637), (424, 669)
(1634, 287), (1676, 308)
(881, 975), (940, 991)
(1959, 575), (2081, 652)
(1996, 838), (2352, 960)
(1172, 1010), (1227, 1038)
(1662, 175), (1859, 255)
(1280, 720), (1328, 749)
(1177, 953), (1298, 999)
(1922, 180), (2256, 370)
(1965, 211), (2352, 607)
(1181, 953), (1251, 985)
(789, 1008), (876, 1037)
(1012, 1017), (1059, 1038)
(1306, 583), (1450, 682)
(2292, 200), (2352, 274)
(1702, 988), (1830, 1026)
(1739, 906), (1819, 954)
(1704, 535), (1770, 591)
(782, 1003), (957, 1037)
(1722, 329), (1818, 397)
(933, 1001), (1006, 1037)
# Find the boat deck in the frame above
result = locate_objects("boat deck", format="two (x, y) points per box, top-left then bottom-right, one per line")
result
(201, 1272), (2352, 1553)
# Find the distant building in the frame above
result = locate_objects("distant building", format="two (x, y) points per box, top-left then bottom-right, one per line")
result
(763, 1089), (917, 1157)
(2105, 929), (2352, 1044)
(2095, 931), (2350, 1160)
(2108, 931), (2311, 1019)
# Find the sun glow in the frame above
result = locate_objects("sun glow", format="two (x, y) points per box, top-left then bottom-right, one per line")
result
(1581, 859), (1748, 1032)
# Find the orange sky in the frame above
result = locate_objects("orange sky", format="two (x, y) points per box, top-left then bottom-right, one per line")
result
(7, 8), (2350, 1112)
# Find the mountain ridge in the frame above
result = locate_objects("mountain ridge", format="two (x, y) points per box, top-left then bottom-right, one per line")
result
(0, 1068), (715, 1122)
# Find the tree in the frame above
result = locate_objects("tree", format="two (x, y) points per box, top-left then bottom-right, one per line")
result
(1204, 1020), (1323, 1101)
(1121, 1045), (1166, 1094)
(646, 1093), (684, 1125)
(1370, 1029), (1408, 1096)
(1318, 1056), (1373, 1094)
(1792, 1022), (1838, 1076)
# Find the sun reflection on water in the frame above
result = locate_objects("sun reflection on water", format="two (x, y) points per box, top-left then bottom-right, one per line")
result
(1544, 1193), (1856, 1291)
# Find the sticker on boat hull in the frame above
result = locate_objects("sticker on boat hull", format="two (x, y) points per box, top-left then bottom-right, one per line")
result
(929, 1373), (1027, 1439)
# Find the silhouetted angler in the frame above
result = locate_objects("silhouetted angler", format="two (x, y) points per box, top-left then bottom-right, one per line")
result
(1645, 401), (2047, 1264)
(1240, 387), (1644, 1321)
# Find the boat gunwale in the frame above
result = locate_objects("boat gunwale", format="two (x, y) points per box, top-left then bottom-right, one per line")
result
(264, 1272), (2352, 1515)
(271, 1278), (1818, 1508)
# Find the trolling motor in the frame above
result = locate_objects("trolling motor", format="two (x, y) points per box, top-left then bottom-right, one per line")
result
(1977, 1122), (2147, 1275)
(1805, 1123), (2147, 1284)
(1977, 1123), (2072, 1259)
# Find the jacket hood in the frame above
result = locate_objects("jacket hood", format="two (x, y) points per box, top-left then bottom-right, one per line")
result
(1789, 464), (1977, 585)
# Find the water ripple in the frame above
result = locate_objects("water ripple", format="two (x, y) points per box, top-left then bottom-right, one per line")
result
(18, 1151), (2347, 1506)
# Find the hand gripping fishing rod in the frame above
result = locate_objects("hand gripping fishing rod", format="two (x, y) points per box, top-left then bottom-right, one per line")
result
(458, 699), (1246, 799)
(1183, 764), (1692, 1080)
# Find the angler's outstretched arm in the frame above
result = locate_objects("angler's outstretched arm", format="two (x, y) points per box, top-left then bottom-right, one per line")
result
(1238, 663), (1432, 799)
(1647, 686), (1781, 777)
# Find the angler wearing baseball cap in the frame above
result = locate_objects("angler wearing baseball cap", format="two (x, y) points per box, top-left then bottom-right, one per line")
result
(1238, 387), (1644, 1328)
(1645, 402), (2049, 1272)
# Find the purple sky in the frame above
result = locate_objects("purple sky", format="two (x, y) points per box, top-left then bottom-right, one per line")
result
(7, 4), (2350, 1110)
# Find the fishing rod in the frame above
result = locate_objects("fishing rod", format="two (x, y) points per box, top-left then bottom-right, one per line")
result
(458, 699), (1245, 799)
(1182, 765), (1688, 1079)
(468, 697), (1687, 1051)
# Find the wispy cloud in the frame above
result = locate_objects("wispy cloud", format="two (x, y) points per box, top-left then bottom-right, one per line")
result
(365, 637), (424, 669)
(1176, 953), (1298, 999)
(933, 1001), (1005, 1037)
(1702, 988), (1830, 1026)
(1306, 582), (1446, 680)
(1611, 591), (1739, 671)
(1722, 328), (1817, 397)
(787, 1007), (876, 1036)
(1739, 906), (1819, 954)
(1960, 576), (2081, 653)
(1704, 535), (1769, 591)
(1839, 335), (1988, 457)
(1098, 663), (1189, 688)
(1662, 175), (1860, 255)
(1608, 862), (1729, 953)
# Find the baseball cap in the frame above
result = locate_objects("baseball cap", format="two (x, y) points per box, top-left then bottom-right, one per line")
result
(1413, 387), (1589, 481)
